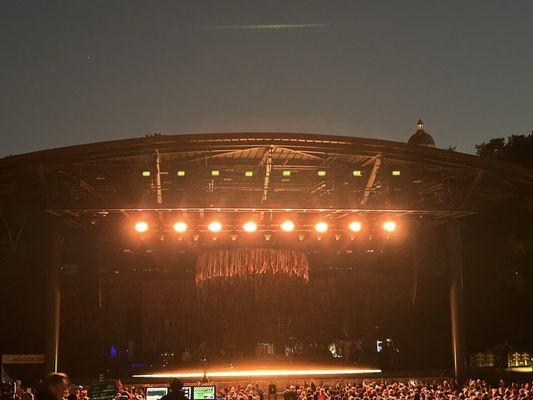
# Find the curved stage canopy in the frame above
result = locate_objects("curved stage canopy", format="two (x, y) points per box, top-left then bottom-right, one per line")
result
(1, 132), (532, 226)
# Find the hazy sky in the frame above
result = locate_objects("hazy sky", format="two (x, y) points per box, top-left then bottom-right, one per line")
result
(1, 0), (532, 156)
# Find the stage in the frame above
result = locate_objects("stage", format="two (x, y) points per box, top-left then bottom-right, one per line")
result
(132, 361), (383, 386)
(129, 362), (460, 391)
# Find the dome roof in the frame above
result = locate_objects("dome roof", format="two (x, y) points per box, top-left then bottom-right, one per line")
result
(408, 119), (436, 147)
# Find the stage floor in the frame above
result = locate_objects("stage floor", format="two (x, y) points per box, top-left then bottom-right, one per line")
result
(132, 361), (382, 385)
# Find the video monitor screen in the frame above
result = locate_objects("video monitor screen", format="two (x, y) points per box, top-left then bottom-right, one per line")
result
(182, 386), (192, 400)
(146, 387), (168, 400)
(193, 386), (216, 400)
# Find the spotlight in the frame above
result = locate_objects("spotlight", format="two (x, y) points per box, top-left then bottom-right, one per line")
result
(208, 221), (222, 232)
(280, 220), (295, 232)
(382, 221), (397, 233)
(243, 221), (258, 233)
(134, 221), (149, 233)
(173, 222), (188, 233)
(315, 222), (328, 233)
(349, 221), (362, 233)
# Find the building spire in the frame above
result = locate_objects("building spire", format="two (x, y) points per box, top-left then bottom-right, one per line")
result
(408, 118), (436, 147)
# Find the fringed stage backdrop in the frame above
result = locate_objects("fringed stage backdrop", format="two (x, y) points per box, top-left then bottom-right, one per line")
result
(195, 248), (310, 284)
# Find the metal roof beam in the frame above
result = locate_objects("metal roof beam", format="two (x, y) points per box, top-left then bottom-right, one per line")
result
(462, 170), (484, 207)
(261, 146), (274, 204)
(361, 157), (381, 206)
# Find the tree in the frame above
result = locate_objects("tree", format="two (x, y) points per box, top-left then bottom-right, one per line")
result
(475, 133), (533, 169)
(463, 133), (533, 352)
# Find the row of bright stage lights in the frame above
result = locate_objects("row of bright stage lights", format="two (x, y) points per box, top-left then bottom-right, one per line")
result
(134, 220), (398, 234)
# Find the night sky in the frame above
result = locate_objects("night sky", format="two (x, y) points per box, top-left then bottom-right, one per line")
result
(1, 1), (532, 156)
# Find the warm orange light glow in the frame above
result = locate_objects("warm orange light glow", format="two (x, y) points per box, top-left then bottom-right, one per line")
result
(208, 221), (222, 232)
(280, 220), (295, 232)
(133, 367), (382, 379)
(134, 221), (149, 233)
(173, 222), (188, 233)
(315, 222), (328, 233)
(243, 221), (258, 233)
(348, 221), (362, 232)
(383, 220), (397, 232)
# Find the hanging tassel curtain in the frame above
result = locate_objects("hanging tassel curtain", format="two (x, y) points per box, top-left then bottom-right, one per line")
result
(195, 248), (309, 285)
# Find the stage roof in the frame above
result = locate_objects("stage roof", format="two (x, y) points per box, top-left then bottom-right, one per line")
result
(1, 132), (532, 227)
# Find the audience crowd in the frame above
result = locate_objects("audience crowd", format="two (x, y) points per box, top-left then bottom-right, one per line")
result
(274, 380), (532, 400)
(221, 380), (531, 400)
(15, 373), (531, 400)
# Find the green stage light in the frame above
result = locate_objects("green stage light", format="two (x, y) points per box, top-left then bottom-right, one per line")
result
(142, 171), (150, 177)
(211, 170), (220, 176)
(353, 170), (362, 177)
(245, 171), (253, 177)
(283, 170), (291, 177)
(318, 170), (326, 177)
(177, 170), (186, 176)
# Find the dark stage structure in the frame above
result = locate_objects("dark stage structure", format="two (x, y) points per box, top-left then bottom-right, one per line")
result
(1, 124), (532, 383)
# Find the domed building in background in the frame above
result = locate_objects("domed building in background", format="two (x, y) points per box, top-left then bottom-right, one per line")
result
(408, 119), (436, 147)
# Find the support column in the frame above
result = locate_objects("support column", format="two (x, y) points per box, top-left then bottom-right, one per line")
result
(446, 219), (467, 385)
(44, 221), (62, 373)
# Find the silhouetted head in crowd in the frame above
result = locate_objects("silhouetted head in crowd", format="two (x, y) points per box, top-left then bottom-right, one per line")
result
(170, 380), (184, 393)
(42, 373), (69, 400)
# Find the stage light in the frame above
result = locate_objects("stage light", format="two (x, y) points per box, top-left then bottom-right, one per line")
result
(134, 221), (149, 233)
(142, 171), (150, 177)
(177, 170), (186, 176)
(280, 220), (295, 232)
(383, 220), (397, 233)
(317, 170), (326, 177)
(133, 367), (382, 379)
(392, 170), (401, 176)
(245, 171), (254, 177)
(353, 170), (362, 177)
(283, 170), (291, 177)
(173, 222), (188, 233)
(243, 221), (258, 233)
(208, 221), (222, 232)
(349, 221), (362, 232)
(211, 170), (220, 176)
(315, 222), (328, 233)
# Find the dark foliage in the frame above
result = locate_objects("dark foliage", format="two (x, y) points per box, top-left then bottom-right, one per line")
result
(464, 133), (533, 352)
(475, 133), (533, 169)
